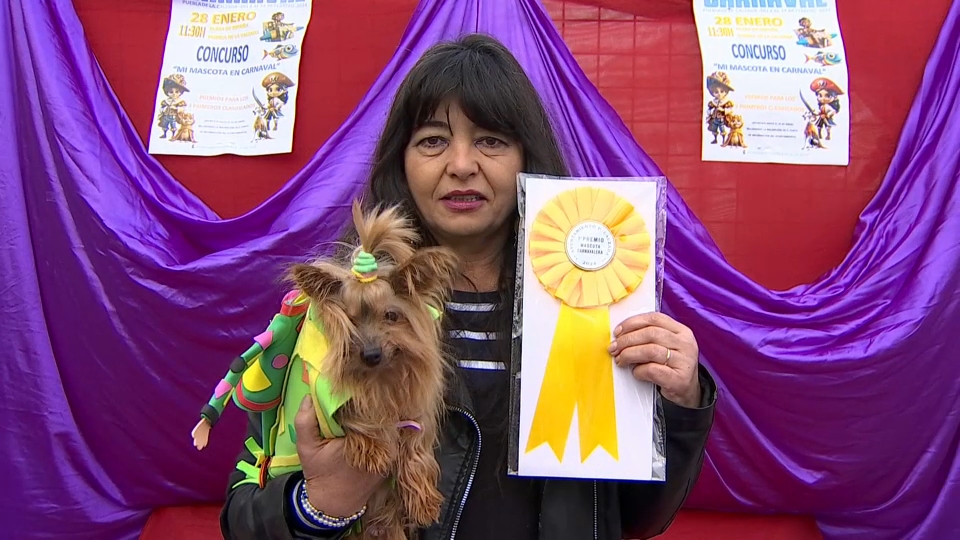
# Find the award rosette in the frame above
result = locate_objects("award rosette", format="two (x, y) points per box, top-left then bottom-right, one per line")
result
(510, 174), (667, 482)
(524, 186), (651, 463)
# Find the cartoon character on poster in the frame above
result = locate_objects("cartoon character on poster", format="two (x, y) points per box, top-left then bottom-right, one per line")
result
(722, 113), (747, 149)
(155, 74), (189, 140)
(260, 12), (305, 43)
(253, 72), (295, 133)
(801, 110), (824, 149)
(252, 97), (272, 141)
(804, 50), (843, 68)
(171, 112), (196, 143)
(262, 43), (300, 63)
(794, 17), (838, 48)
(705, 72), (745, 148)
(800, 77), (844, 148)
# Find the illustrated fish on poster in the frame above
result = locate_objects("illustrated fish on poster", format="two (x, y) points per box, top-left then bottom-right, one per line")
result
(805, 51), (842, 67)
(263, 44), (300, 62)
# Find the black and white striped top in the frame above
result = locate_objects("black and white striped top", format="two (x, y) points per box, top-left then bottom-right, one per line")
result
(443, 290), (541, 540)
(445, 290), (506, 371)
(444, 290), (511, 431)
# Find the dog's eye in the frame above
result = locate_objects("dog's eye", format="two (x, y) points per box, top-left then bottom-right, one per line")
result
(384, 310), (400, 323)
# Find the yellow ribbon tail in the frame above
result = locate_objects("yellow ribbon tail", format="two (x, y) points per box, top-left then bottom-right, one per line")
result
(575, 307), (619, 462)
(525, 305), (619, 463)
(525, 305), (579, 461)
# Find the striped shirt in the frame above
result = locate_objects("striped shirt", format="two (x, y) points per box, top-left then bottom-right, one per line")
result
(445, 290), (540, 540)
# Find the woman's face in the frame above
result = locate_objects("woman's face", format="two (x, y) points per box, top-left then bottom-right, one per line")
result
(404, 100), (523, 247)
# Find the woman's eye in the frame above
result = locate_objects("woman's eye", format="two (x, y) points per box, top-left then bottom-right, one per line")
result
(418, 136), (446, 148)
(384, 310), (400, 323)
(477, 136), (506, 148)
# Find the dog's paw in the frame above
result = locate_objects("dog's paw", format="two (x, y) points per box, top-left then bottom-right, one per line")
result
(403, 484), (443, 527)
(345, 435), (394, 477)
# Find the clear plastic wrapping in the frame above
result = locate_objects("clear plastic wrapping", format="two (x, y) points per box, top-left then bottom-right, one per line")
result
(507, 173), (668, 482)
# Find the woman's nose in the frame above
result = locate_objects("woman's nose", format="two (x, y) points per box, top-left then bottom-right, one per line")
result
(445, 141), (479, 179)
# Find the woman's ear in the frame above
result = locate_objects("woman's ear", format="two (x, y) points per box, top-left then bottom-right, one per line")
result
(289, 262), (344, 304)
(389, 247), (459, 301)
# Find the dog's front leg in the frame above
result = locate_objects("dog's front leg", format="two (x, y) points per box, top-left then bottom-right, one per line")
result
(343, 427), (397, 478)
(396, 427), (443, 528)
(360, 484), (407, 540)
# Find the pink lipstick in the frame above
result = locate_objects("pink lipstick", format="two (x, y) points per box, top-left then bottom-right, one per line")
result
(441, 190), (485, 212)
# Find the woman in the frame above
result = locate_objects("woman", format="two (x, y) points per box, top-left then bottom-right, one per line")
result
(220, 33), (716, 540)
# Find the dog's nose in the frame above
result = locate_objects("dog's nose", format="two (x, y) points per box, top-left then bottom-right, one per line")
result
(361, 346), (382, 366)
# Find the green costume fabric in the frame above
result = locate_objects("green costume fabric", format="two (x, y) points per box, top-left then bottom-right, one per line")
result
(197, 290), (350, 485)
(198, 287), (442, 487)
(200, 286), (440, 486)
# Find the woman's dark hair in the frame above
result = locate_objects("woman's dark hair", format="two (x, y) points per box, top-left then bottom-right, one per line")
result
(361, 33), (568, 363)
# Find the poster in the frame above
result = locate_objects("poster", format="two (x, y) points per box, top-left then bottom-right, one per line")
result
(148, 0), (312, 157)
(693, 0), (849, 166)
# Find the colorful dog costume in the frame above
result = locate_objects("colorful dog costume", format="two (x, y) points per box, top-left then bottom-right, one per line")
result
(192, 251), (441, 488)
(195, 288), (348, 486)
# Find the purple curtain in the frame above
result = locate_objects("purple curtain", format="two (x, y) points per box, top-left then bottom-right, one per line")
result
(2, 0), (958, 538)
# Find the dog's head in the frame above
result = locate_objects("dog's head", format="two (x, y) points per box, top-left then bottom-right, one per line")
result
(289, 201), (459, 391)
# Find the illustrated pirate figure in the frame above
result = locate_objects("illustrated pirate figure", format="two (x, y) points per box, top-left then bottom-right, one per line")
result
(156, 74), (189, 139)
(260, 72), (295, 131)
(810, 77), (844, 141)
(705, 72), (735, 145)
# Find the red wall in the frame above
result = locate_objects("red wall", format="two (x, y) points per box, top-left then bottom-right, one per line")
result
(74, 0), (949, 290)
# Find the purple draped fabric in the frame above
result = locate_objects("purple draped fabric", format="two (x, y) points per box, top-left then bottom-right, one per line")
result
(1, 0), (958, 538)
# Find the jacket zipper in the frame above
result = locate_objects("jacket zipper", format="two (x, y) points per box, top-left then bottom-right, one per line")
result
(593, 481), (598, 540)
(448, 407), (481, 540)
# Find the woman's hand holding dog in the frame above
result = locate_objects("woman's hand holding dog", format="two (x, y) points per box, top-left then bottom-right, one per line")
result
(608, 312), (702, 409)
(294, 397), (383, 517)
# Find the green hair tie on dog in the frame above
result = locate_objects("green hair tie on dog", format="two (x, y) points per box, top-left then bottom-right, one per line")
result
(352, 250), (378, 280)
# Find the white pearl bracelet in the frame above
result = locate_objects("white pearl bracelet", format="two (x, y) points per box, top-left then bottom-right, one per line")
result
(297, 481), (366, 529)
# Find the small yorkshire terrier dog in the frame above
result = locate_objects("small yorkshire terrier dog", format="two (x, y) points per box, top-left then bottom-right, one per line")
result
(289, 201), (459, 539)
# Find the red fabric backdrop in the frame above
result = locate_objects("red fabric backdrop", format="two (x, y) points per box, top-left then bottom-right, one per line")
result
(73, 0), (948, 291)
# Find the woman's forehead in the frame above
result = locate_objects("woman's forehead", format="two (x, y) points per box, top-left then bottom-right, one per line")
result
(420, 103), (488, 133)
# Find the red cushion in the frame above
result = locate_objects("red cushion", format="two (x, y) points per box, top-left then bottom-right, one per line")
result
(139, 505), (822, 540)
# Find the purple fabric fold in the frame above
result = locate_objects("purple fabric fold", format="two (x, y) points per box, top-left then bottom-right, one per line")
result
(0, 0), (957, 539)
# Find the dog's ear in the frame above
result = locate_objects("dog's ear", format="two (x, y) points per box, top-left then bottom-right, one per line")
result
(389, 247), (460, 301)
(289, 262), (344, 303)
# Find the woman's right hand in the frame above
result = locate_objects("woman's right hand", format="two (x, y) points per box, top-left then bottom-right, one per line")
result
(294, 397), (384, 517)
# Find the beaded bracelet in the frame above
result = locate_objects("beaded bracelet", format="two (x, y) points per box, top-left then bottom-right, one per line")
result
(297, 480), (366, 529)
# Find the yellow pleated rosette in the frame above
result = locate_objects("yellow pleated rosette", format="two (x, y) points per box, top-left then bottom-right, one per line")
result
(524, 185), (651, 463)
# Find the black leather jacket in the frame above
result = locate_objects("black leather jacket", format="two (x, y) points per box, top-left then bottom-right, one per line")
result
(220, 366), (717, 540)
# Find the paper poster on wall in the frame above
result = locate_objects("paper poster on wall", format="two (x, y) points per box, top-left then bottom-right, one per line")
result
(148, 0), (312, 157)
(692, 0), (849, 166)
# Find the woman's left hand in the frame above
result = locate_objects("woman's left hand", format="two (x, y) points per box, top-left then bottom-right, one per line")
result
(608, 312), (702, 408)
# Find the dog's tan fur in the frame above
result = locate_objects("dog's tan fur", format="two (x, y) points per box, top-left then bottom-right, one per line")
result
(289, 201), (459, 539)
